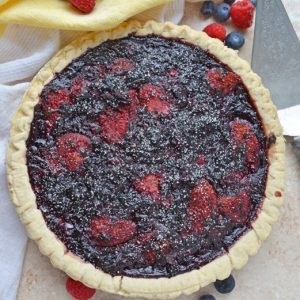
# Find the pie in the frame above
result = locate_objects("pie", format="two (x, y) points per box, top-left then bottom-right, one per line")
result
(7, 21), (285, 299)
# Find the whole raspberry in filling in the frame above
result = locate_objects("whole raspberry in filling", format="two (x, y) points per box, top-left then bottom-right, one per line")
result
(26, 35), (269, 278)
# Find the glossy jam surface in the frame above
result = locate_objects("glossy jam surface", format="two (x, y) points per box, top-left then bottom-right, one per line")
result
(26, 35), (269, 278)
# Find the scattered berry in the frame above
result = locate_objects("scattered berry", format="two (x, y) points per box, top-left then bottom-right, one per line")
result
(99, 107), (130, 144)
(224, 0), (236, 4)
(57, 133), (91, 172)
(230, 0), (255, 29)
(66, 278), (96, 300)
(91, 216), (137, 247)
(206, 69), (240, 95)
(203, 23), (227, 42)
(199, 295), (216, 300)
(68, 0), (96, 13)
(139, 83), (170, 116)
(225, 32), (245, 50)
(201, 1), (215, 17)
(214, 274), (236, 294)
(110, 58), (134, 76)
(218, 192), (250, 224)
(134, 174), (161, 201)
(213, 3), (231, 22)
(250, 0), (257, 7)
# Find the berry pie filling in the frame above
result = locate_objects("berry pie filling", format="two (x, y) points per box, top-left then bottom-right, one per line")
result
(27, 35), (273, 278)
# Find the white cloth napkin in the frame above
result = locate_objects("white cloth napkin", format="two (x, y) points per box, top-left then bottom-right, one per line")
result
(0, 1), (298, 299)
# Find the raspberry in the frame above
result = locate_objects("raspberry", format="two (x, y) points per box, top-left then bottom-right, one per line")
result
(218, 192), (250, 224)
(66, 278), (96, 300)
(68, 0), (96, 13)
(203, 23), (226, 42)
(187, 180), (217, 232)
(99, 107), (130, 144)
(90, 216), (137, 247)
(230, 0), (255, 29)
(139, 83), (170, 116)
(134, 174), (161, 201)
(110, 58), (134, 76)
(206, 69), (240, 95)
(57, 133), (91, 172)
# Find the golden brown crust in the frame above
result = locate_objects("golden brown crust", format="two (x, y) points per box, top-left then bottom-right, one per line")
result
(6, 21), (285, 299)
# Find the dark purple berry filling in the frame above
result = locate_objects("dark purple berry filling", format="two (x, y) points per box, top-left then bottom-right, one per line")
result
(26, 35), (270, 278)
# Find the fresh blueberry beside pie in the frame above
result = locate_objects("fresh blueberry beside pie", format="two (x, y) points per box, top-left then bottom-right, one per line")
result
(7, 21), (285, 299)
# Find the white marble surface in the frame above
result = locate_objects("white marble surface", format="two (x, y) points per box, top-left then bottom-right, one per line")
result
(17, 1), (300, 299)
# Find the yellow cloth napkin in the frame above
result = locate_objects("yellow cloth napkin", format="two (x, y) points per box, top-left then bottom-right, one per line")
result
(0, 0), (171, 31)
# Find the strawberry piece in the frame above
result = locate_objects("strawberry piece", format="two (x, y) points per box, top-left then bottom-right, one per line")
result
(99, 107), (129, 144)
(146, 98), (170, 115)
(230, 0), (255, 29)
(139, 83), (170, 116)
(44, 89), (71, 110)
(66, 278), (96, 300)
(110, 58), (134, 75)
(231, 120), (260, 172)
(206, 69), (240, 95)
(90, 216), (137, 247)
(134, 174), (161, 201)
(143, 250), (157, 265)
(203, 23), (227, 42)
(68, 0), (96, 13)
(218, 192), (251, 224)
(43, 89), (72, 133)
(57, 133), (91, 172)
(187, 180), (217, 232)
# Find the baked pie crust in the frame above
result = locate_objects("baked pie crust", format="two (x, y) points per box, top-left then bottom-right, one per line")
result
(6, 21), (285, 299)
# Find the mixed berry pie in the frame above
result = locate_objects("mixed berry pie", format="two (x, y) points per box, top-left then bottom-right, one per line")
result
(7, 21), (285, 299)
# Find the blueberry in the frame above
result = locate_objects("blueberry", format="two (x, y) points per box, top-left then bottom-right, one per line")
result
(225, 32), (245, 50)
(201, 1), (215, 17)
(224, 0), (236, 4)
(199, 295), (216, 300)
(213, 3), (231, 22)
(214, 274), (235, 294)
(250, 0), (257, 7)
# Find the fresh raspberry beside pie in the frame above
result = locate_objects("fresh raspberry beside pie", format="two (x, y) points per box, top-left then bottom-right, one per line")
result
(7, 21), (285, 299)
